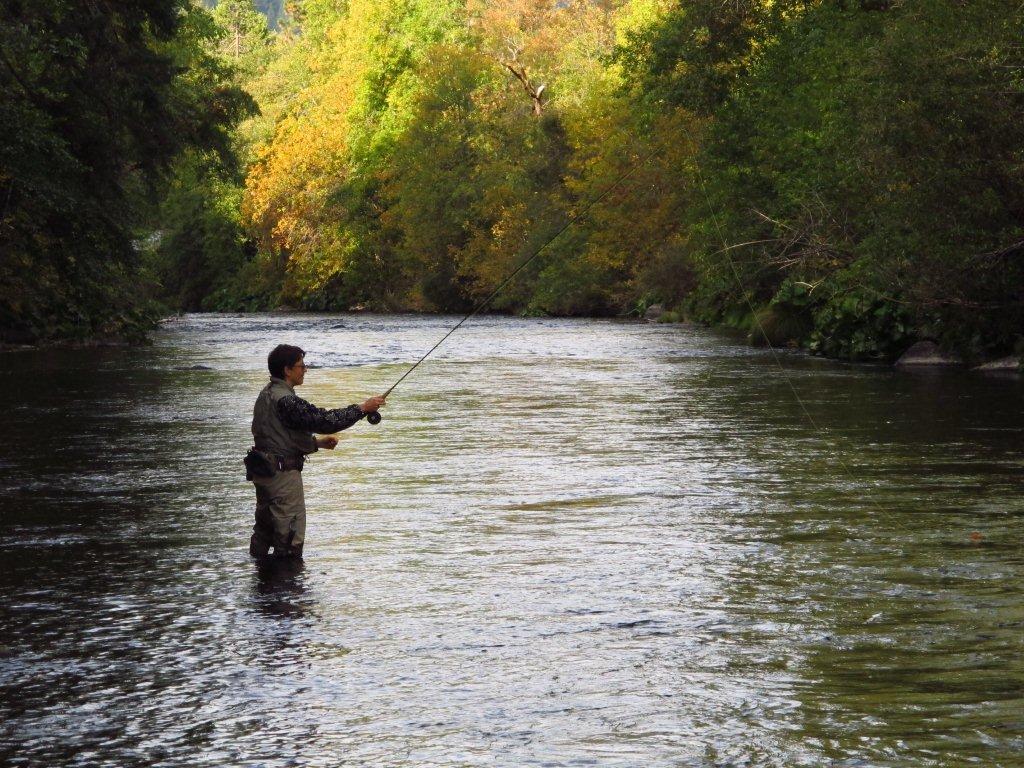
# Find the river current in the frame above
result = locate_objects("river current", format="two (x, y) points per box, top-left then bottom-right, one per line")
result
(0, 313), (1021, 766)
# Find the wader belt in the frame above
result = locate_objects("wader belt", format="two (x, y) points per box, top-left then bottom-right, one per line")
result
(275, 455), (305, 472)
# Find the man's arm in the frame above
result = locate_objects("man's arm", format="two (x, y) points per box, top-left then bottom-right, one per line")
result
(277, 395), (365, 434)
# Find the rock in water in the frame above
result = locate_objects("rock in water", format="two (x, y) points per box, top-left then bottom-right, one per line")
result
(644, 303), (664, 321)
(895, 340), (962, 367)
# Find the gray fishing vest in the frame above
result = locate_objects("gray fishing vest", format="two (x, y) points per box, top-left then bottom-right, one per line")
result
(252, 377), (317, 458)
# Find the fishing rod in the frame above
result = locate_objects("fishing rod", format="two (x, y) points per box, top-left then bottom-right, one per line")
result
(365, 146), (660, 426)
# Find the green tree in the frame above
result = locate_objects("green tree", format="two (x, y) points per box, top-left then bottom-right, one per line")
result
(212, 0), (271, 72)
(0, 0), (253, 341)
(151, 0), (1024, 361)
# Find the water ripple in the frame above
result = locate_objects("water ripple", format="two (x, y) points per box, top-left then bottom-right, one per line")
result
(0, 313), (1021, 766)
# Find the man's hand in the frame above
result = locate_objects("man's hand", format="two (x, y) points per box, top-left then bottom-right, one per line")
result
(360, 395), (386, 414)
(316, 435), (339, 450)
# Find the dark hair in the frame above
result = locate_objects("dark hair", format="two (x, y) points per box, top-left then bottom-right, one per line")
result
(268, 344), (305, 379)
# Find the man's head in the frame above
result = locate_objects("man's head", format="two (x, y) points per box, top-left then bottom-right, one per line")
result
(268, 344), (307, 387)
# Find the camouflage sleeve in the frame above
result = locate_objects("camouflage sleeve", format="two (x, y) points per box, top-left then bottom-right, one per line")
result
(277, 395), (365, 434)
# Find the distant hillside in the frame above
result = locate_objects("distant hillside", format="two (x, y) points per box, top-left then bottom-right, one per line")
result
(204, 0), (285, 29)
(253, 0), (284, 29)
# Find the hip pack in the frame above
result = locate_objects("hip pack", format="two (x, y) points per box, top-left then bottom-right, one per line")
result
(243, 448), (276, 481)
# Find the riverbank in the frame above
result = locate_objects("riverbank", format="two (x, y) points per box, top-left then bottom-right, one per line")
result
(0, 301), (161, 351)
(645, 304), (1024, 373)
(0, 333), (138, 353)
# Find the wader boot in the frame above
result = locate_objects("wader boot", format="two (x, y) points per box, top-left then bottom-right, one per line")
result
(276, 541), (303, 559)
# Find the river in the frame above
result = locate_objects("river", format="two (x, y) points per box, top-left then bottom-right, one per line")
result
(0, 313), (1021, 766)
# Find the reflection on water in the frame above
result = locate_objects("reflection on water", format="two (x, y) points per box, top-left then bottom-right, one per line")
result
(254, 556), (310, 616)
(0, 313), (1021, 766)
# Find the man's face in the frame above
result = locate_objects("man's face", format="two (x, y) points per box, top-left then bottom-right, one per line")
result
(285, 357), (308, 386)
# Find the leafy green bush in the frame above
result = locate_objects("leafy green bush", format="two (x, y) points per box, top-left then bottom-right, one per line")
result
(807, 287), (911, 361)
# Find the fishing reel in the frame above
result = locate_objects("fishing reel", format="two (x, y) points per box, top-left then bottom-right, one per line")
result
(366, 411), (382, 425)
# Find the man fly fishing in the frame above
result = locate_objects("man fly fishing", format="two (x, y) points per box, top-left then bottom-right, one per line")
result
(246, 344), (385, 560)
(243, 150), (655, 561)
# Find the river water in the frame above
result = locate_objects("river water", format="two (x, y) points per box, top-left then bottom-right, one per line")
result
(0, 313), (1021, 767)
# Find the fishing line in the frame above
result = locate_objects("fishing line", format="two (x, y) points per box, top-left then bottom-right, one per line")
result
(366, 143), (662, 424)
(686, 140), (912, 533)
